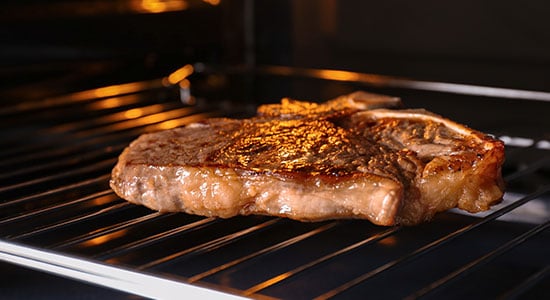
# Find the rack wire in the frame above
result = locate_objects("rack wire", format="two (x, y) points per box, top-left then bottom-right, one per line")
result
(1, 66), (548, 299)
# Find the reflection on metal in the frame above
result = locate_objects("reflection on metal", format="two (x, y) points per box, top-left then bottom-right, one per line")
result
(378, 236), (398, 247)
(1, 61), (548, 299)
(78, 80), (163, 100)
(0, 0), (206, 20)
(80, 229), (129, 247)
(537, 140), (550, 150)
(500, 135), (550, 150)
(0, 79), (164, 115)
(202, 0), (221, 5)
(92, 83), (147, 98)
(166, 64), (195, 85)
(86, 94), (142, 110)
(124, 108), (148, 119)
(258, 65), (550, 102)
(95, 107), (195, 133)
(179, 79), (194, 104)
(243, 226), (401, 296)
(134, 0), (188, 13)
(48, 104), (168, 134)
(147, 113), (215, 131)
(0, 241), (247, 300)
(164, 64), (195, 104)
(194, 64), (550, 102)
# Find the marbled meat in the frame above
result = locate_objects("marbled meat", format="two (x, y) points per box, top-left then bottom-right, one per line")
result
(110, 92), (505, 225)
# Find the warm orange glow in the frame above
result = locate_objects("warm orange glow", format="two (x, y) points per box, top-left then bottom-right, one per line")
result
(167, 64), (194, 85)
(90, 195), (117, 207)
(259, 65), (391, 87)
(134, 0), (188, 13)
(107, 107), (195, 132)
(153, 119), (185, 130)
(146, 113), (213, 131)
(202, 0), (220, 5)
(8, 79), (164, 114)
(88, 97), (123, 110)
(317, 70), (360, 82)
(92, 82), (150, 98)
(124, 112), (167, 128)
(87, 94), (142, 110)
(178, 79), (190, 88)
(80, 230), (128, 247)
(245, 273), (291, 295)
(378, 236), (398, 247)
(106, 104), (165, 123)
(124, 108), (146, 119)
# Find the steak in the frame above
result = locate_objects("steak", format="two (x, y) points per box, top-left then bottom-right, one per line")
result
(110, 92), (505, 226)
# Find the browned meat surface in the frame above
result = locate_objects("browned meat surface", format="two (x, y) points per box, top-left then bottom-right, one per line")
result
(256, 91), (402, 119)
(110, 92), (505, 226)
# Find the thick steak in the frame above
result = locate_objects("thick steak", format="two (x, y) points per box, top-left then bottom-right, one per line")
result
(110, 92), (504, 225)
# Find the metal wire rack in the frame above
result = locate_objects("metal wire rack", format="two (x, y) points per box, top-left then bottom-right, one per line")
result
(1, 65), (548, 299)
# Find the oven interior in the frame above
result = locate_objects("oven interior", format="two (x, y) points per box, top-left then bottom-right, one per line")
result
(1, 64), (549, 299)
(1, 1), (549, 299)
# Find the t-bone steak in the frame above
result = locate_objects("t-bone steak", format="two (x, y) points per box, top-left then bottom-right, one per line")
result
(110, 92), (505, 225)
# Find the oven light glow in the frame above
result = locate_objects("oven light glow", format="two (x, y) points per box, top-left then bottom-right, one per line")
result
(87, 95), (140, 110)
(378, 236), (398, 247)
(92, 82), (150, 98)
(148, 114), (213, 131)
(167, 64), (194, 85)
(124, 108), (146, 119)
(202, 0), (220, 5)
(317, 69), (360, 82)
(498, 136), (550, 150)
(536, 140), (550, 150)
(499, 136), (534, 147)
(80, 230), (128, 247)
(154, 119), (184, 130)
(134, 0), (188, 14)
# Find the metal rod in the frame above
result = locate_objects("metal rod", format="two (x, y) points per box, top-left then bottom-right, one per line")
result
(406, 220), (549, 299)
(244, 226), (401, 296)
(314, 186), (550, 299)
(196, 64), (550, 102)
(0, 79), (166, 115)
(94, 217), (220, 261)
(136, 218), (281, 270)
(504, 156), (550, 182)
(0, 240), (247, 300)
(0, 174), (110, 210)
(188, 222), (339, 282)
(12, 202), (131, 241)
(187, 221), (341, 283)
(0, 144), (125, 181)
(499, 265), (550, 300)
(50, 211), (165, 250)
(0, 158), (116, 194)
(0, 105), (192, 164)
(0, 189), (113, 225)
(73, 107), (196, 138)
(45, 102), (177, 134)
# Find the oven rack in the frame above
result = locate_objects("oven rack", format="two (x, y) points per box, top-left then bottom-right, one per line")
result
(1, 65), (548, 299)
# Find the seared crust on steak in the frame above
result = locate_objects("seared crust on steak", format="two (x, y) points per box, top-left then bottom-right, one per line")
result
(257, 91), (402, 119)
(351, 109), (505, 224)
(110, 92), (505, 226)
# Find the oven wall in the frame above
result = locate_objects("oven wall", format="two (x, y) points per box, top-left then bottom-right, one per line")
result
(255, 0), (550, 91)
(0, 0), (233, 93)
(2, 0), (550, 92)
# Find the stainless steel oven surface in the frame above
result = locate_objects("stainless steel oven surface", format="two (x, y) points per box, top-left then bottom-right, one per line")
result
(1, 64), (548, 299)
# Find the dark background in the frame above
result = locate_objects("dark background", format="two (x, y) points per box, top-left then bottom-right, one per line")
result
(1, 0), (549, 93)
